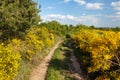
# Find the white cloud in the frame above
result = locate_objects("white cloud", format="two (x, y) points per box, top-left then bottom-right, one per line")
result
(74, 0), (86, 5)
(64, 0), (104, 10)
(42, 14), (75, 21)
(116, 12), (120, 15)
(42, 14), (98, 26)
(105, 14), (120, 22)
(41, 14), (120, 27)
(47, 6), (55, 10)
(64, 0), (71, 2)
(111, 1), (120, 10)
(86, 3), (104, 10)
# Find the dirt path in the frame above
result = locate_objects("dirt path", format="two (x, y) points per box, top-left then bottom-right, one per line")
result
(68, 42), (87, 80)
(70, 51), (87, 80)
(29, 40), (63, 80)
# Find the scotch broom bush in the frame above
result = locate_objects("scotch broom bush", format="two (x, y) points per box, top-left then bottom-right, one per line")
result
(0, 43), (21, 80)
(72, 29), (120, 79)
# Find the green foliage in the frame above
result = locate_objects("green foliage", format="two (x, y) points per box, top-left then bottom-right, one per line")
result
(46, 67), (64, 80)
(0, 43), (21, 80)
(39, 21), (93, 39)
(46, 42), (72, 80)
(72, 29), (120, 79)
(16, 59), (31, 80)
(40, 21), (69, 38)
(8, 26), (55, 79)
(0, 0), (40, 40)
(46, 46), (64, 80)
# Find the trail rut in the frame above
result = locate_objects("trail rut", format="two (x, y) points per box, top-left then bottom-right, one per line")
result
(68, 42), (87, 80)
(29, 40), (63, 80)
(70, 50), (87, 80)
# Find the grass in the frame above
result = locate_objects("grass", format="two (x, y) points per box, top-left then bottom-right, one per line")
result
(15, 46), (54, 80)
(45, 43), (71, 80)
(15, 60), (32, 80)
(16, 36), (63, 80)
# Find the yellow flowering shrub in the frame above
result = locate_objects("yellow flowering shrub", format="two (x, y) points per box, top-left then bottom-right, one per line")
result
(95, 75), (110, 80)
(34, 27), (55, 47)
(72, 29), (120, 79)
(0, 26), (55, 79)
(22, 27), (54, 60)
(6, 27), (54, 61)
(0, 43), (21, 80)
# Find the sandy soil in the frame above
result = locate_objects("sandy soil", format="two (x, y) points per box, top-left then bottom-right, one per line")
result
(29, 40), (63, 80)
(70, 51), (87, 80)
(68, 41), (87, 80)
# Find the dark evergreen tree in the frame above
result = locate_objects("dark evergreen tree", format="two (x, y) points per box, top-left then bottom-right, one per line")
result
(0, 0), (40, 40)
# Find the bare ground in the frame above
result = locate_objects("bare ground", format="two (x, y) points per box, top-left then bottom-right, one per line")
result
(68, 42), (87, 80)
(29, 40), (63, 80)
(69, 51), (87, 80)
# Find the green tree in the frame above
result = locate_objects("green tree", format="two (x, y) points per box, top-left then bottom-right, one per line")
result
(0, 0), (40, 41)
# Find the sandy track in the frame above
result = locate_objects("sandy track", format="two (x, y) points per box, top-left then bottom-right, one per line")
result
(68, 41), (87, 80)
(29, 40), (63, 80)
(70, 51), (87, 80)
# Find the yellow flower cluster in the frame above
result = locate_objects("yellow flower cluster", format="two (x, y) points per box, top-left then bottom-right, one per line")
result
(0, 26), (55, 79)
(0, 43), (21, 80)
(24, 27), (54, 60)
(72, 29), (120, 79)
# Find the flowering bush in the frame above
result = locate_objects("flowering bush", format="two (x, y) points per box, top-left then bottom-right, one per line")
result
(0, 43), (21, 80)
(72, 29), (120, 79)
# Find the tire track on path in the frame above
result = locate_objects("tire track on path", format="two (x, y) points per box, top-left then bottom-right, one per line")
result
(29, 40), (63, 80)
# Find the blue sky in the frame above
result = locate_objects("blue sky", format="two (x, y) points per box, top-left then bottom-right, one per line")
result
(35, 0), (120, 27)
